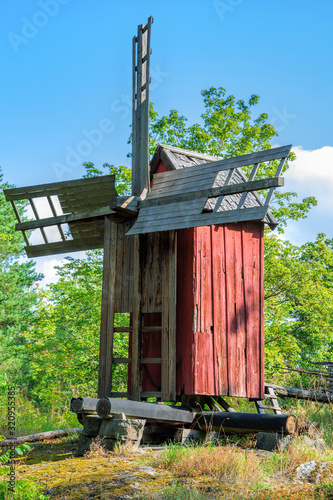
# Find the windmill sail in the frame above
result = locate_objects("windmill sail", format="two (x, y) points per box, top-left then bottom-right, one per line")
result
(131, 16), (153, 197)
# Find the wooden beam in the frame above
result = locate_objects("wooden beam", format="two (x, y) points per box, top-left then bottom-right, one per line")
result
(10, 201), (30, 247)
(131, 234), (143, 400)
(127, 205), (269, 235)
(168, 231), (177, 401)
(16, 206), (114, 231)
(110, 195), (140, 217)
(25, 238), (104, 258)
(4, 174), (116, 201)
(152, 145), (292, 182)
(142, 177), (284, 209)
(131, 17), (152, 197)
(98, 218), (118, 397)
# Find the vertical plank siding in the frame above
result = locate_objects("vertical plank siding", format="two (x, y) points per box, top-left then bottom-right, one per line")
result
(176, 222), (264, 400)
(176, 229), (196, 395)
(211, 226), (228, 395)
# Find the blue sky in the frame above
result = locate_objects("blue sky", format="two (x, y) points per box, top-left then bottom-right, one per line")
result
(1, 0), (333, 282)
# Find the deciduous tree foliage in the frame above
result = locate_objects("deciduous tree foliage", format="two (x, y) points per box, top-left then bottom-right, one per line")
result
(0, 170), (42, 392)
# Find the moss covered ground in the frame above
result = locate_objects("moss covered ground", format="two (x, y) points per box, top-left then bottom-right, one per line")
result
(2, 432), (333, 499)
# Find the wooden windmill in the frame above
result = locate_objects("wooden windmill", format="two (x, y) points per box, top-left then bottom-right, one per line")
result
(4, 17), (291, 407)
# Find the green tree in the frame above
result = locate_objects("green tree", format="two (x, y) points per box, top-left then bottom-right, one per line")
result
(149, 88), (316, 232)
(264, 234), (333, 377)
(0, 170), (42, 392)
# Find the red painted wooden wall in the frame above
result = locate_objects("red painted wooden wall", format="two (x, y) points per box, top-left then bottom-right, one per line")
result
(176, 223), (264, 400)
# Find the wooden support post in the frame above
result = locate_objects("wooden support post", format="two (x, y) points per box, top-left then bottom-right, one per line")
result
(161, 270), (169, 401)
(168, 230), (177, 401)
(161, 230), (177, 401)
(131, 234), (143, 400)
(98, 217), (117, 397)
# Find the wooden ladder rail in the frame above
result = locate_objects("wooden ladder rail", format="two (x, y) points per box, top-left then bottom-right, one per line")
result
(255, 385), (282, 414)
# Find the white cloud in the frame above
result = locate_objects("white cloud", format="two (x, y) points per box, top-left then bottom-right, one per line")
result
(33, 252), (87, 287)
(282, 145), (333, 245)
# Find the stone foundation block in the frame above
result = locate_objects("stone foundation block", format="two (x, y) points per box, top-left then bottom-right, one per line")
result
(256, 432), (291, 452)
(82, 414), (102, 437)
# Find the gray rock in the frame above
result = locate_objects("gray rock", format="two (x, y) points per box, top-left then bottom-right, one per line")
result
(298, 435), (327, 452)
(175, 428), (205, 444)
(99, 417), (145, 446)
(135, 466), (157, 476)
(82, 414), (102, 437)
(296, 460), (328, 484)
(77, 433), (93, 456)
(256, 432), (291, 452)
(314, 438), (327, 452)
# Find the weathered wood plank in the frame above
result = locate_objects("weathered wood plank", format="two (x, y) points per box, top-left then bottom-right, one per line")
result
(110, 195), (140, 216)
(16, 206), (113, 231)
(10, 201), (30, 247)
(113, 358), (131, 364)
(127, 206), (269, 235)
(4, 175), (116, 201)
(142, 177), (284, 208)
(131, 18), (152, 197)
(25, 238), (104, 258)
(131, 234), (142, 400)
(259, 224), (265, 399)
(242, 222), (262, 399)
(98, 217), (117, 397)
(211, 225), (228, 395)
(161, 233), (169, 401)
(168, 231), (177, 401)
(152, 145), (292, 182)
(141, 358), (162, 364)
(225, 225), (247, 397)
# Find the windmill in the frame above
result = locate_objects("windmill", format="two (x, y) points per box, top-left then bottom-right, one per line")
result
(4, 17), (291, 411)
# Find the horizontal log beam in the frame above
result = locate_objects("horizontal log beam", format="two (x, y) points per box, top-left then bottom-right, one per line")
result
(0, 428), (82, 447)
(96, 397), (193, 424)
(193, 411), (297, 435)
(70, 397), (99, 414)
(266, 383), (333, 404)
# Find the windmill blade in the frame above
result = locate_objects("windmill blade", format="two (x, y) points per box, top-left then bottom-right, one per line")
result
(4, 175), (120, 257)
(126, 145), (291, 235)
(132, 16), (153, 197)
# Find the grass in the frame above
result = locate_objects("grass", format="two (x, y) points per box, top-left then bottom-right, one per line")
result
(0, 479), (48, 500)
(0, 391), (78, 438)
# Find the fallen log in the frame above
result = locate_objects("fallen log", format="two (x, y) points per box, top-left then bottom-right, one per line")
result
(70, 397), (99, 414)
(266, 383), (333, 404)
(96, 397), (193, 424)
(193, 412), (297, 435)
(0, 428), (82, 447)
